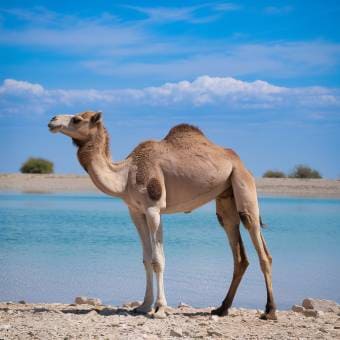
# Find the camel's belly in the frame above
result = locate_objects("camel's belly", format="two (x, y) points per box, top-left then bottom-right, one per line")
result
(161, 158), (232, 214)
(161, 182), (228, 214)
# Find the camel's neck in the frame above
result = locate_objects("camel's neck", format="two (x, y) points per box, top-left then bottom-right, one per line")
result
(75, 125), (129, 198)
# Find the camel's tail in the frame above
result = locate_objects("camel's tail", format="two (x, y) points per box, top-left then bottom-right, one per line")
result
(260, 216), (267, 228)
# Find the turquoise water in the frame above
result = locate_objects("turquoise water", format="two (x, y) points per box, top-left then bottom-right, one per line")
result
(0, 193), (339, 310)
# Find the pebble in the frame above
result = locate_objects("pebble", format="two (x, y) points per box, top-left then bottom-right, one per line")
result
(178, 302), (191, 308)
(302, 298), (339, 312)
(0, 324), (11, 331)
(170, 327), (183, 337)
(207, 329), (223, 337)
(292, 305), (304, 313)
(110, 318), (120, 327)
(319, 327), (328, 333)
(74, 297), (102, 306)
(122, 301), (141, 308)
(142, 335), (158, 340)
(210, 315), (219, 321)
(303, 309), (321, 318)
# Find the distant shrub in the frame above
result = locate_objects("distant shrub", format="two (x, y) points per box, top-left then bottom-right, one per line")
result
(289, 164), (322, 179)
(263, 170), (286, 178)
(20, 157), (54, 174)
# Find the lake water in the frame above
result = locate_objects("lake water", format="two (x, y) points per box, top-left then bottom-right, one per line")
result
(0, 193), (339, 310)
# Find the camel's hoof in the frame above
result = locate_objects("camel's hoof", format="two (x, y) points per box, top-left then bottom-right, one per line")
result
(133, 304), (153, 315)
(211, 306), (228, 317)
(260, 310), (278, 320)
(152, 306), (167, 319)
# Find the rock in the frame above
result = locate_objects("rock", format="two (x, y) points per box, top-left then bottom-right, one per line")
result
(142, 335), (158, 340)
(111, 318), (120, 327)
(292, 305), (305, 313)
(0, 324), (11, 331)
(74, 296), (101, 306)
(207, 329), (223, 337)
(170, 327), (183, 337)
(228, 307), (239, 316)
(302, 298), (338, 312)
(86, 310), (98, 318)
(319, 327), (328, 333)
(210, 315), (219, 321)
(86, 298), (102, 306)
(334, 325), (340, 330)
(303, 309), (322, 318)
(122, 301), (142, 308)
(18, 300), (26, 304)
(178, 302), (191, 308)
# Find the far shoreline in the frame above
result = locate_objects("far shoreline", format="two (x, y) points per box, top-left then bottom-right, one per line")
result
(1, 173), (340, 198)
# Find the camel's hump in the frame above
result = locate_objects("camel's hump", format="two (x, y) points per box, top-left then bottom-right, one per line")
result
(164, 124), (204, 141)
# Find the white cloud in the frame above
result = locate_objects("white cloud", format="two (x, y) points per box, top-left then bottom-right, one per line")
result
(124, 3), (240, 24)
(1, 7), (340, 83)
(0, 79), (45, 95)
(1, 76), (339, 117)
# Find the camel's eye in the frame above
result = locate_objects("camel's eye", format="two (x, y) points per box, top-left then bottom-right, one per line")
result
(72, 117), (82, 124)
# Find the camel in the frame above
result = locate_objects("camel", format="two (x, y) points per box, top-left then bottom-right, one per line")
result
(48, 111), (277, 320)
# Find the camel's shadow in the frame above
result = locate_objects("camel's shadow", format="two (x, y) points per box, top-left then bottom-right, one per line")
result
(59, 306), (212, 318)
(60, 306), (151, 318)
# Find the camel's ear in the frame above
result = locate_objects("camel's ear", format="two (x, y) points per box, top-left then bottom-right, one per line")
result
(91, 111), (102, 124)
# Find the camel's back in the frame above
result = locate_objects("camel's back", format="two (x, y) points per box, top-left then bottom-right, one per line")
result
(128, 124), (210, 162)
(164, 124), (205, 142)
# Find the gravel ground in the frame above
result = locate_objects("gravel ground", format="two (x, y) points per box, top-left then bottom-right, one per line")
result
(1, 301), (339, 339)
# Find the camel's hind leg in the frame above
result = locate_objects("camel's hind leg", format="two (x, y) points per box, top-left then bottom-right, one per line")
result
(232, 167), (277, 320)
(212, 190), (249, 316)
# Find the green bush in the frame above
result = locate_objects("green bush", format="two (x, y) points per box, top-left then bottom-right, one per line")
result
(289, 164), (322, 179)
(263, 170), (286, 178)
(20, 157), (54, 174)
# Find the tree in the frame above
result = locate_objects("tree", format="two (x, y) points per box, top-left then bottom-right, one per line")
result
(20, 157), (54, 174)
(262, 170), (286, 178)
(289, 164), (322, 179)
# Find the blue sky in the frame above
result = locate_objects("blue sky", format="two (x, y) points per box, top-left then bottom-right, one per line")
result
(1, 1), (339, 178)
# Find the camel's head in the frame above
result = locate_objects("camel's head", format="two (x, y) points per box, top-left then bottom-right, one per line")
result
(48, 111), (102, 142)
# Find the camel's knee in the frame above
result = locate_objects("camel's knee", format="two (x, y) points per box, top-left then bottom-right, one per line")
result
(241, 258), (249, 273)
(216, 211), (239, 229)
(259, 257), (272, 273)
(143, 249), (153, 264)
(151, 260), (164, 273)
(143, 258), (153, 269)
(267, 253), (273, 265)
(239, 212), (259, 230)
(234, 257), (249, 277)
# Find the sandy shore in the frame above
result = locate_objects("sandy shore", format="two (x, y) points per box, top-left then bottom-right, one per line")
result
(1, 300), (339, 339)
(1, 173), (340, 198)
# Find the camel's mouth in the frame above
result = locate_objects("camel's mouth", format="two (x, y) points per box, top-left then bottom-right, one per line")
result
(48, 124), (62, 133)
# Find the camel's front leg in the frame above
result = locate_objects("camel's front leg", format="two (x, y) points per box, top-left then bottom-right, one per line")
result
(129, 209), (154, 314)
(146, 206), (167, 319)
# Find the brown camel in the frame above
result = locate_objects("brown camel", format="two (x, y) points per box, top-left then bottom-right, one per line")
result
(48, 111), (277, 320)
